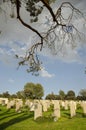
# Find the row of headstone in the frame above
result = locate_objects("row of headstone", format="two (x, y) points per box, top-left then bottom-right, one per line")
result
(25, 100), (86, 119)
(0, 98), (86, 120)
(6, 99), (23, 112)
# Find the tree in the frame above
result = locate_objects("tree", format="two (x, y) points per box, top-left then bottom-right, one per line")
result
(0, 93), (3, 97)
(45, 92), (61, 100)
(34, 83), (44, 99)
(45, 92), (56, 100)
(24, 82), (44, 99)
(78, 89), (86, 100)
(59, 90), (65, 100)
(2, 91), (10, 98)
(0, 0), (86, 75)
(16, 91), (24, 99)
(79, 89), (86, 97)
(24, 82), (35, 99)
(65, 90), (76, 100)
(10, 94), (17, 99)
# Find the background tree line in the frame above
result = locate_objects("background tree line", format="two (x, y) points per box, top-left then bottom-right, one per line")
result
(0, 82), (86, 100)
(45, 89), (86, 100)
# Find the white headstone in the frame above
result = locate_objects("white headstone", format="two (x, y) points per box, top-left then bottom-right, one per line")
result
(64, 100), (69, 110)
(15, 99), (23, 112)
(53, 100), (60, 120)
(69, 101), (76, 117)
(34, 102), (42, 120)
(81, 101), (86, 114)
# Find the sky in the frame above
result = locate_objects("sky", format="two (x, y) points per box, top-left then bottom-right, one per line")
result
(0, 0), (86, 98)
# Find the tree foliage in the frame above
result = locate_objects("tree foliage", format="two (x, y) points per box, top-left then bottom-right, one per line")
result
(78, 89), (86, 100)
(34, 83), (44, 99)
(79, 89), (86, 97)
(16, 91), (24, 99)
(0, 88), (86, 100)
(24, 82), (44, 99)
(59, 90), (65, 100)
(45, 92), (61, 100)
(1, 91), (10, 98)
(0, 0), (86, 75)
(65, 90), (76, 100)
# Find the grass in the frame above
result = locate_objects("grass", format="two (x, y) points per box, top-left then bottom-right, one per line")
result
(0, 105), (86, 130)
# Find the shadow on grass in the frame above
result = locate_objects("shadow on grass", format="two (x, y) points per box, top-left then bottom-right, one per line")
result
(0, 111), (23, 121)
(0, 112), (34, 130)
(62, 111), (70, 118)
(0, 109), (11, 116)
(0, 107), (23, 121)
(64, 112), (70, 116)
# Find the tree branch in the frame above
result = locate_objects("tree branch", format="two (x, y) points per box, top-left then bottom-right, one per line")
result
(40, 0), (58, 24)
(15, 0), (86, 75)
(16, 0), (43, 39)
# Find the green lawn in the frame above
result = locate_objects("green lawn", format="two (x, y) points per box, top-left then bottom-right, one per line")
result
(0, 105), (86, 130)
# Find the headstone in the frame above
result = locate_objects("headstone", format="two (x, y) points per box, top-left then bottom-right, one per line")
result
(30, 102), (35, 111)
(64, 100), (69, 110)
(0, 98), (8, 105)
(34, 102), (42, 120)
(81, 101), (86, 115)
(7, 100), (15, 109)
(61, 101), (65, 108)
(15, 99), (23, 112)
(40, 100), (50, 112)
(53, 100), (60, 120)
(25, 99), (30, 107)
(69, 101), (76, 117)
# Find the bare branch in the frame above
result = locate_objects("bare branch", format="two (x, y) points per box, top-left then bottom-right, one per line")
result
(40, 0), (58, 24)
(16, 0), (43, 39)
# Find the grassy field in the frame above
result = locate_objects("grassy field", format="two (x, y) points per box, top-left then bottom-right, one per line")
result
(0, 105), (86, 130)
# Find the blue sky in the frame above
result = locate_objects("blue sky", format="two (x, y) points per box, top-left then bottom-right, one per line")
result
(0, 0), (86, 97)
(0, 55), (86, 97)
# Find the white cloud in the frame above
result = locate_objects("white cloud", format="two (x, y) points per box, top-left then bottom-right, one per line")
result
(8, 78), (14, 83)
(40, 67), (55, 78)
